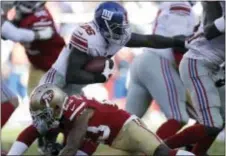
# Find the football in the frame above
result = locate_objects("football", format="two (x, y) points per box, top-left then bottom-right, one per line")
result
(84, 56), (107, 73)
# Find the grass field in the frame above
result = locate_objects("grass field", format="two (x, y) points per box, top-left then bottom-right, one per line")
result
(2, 127), (225, 155)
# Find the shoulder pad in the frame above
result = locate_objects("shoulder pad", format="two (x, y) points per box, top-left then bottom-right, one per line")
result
(70, 22), (104, 53)
(70, 25), (89, 52)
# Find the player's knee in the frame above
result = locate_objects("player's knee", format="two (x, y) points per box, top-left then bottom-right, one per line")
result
(10, 96), (19, 108)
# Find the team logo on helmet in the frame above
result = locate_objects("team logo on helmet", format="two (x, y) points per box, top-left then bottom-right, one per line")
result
(101, 9), (114, 21)
(41, 90), (54, 105)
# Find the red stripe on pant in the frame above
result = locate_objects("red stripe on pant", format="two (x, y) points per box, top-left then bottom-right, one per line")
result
(160, 58), (175, 119)
(193, 60), (214, 127)
(188, 59), (208, 125)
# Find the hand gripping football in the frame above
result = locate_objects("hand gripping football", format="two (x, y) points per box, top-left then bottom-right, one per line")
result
(84, 56), (109, 73)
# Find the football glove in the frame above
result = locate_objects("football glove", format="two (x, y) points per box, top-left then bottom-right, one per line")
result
(101, 59), (114, 80)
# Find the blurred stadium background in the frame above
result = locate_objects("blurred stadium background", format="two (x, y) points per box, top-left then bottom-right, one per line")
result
(1, 1), (225, 155)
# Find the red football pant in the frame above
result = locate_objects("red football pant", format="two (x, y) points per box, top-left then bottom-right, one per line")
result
(1, 101), (15, 127)
(165, 124), (218, 155)
(156, 119), (183, 140)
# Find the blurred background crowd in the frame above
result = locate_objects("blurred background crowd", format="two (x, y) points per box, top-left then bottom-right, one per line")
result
(1, 1), (224, 142)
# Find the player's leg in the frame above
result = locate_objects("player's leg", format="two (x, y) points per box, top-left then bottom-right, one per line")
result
(111, 116), (194, 156)
(140, 53), (189, 139)
(125, 53), (153, 118)
(191, 85), (225, 155)
(165, 58), (223, 155)
(1, 81), (19, 128)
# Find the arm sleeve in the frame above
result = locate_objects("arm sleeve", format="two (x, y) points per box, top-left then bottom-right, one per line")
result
(65, 46), (106, 84)
(7, 125), (39, 155)
(1, 21), (35, 42)
(125, 33), (184, 48)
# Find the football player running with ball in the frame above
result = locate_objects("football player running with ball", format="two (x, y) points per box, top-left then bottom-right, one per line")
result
(39, 1), (187, 96)
(37, 1), (187, 154)
(7, 84), (195, 156)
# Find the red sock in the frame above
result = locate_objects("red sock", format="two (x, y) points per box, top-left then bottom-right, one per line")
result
(156, 119), (183, 140)
(17, 125), (40, 146)
(192, 135), (217, 156)
(165, 124), (207, 148)
(1, 101), (15, 127)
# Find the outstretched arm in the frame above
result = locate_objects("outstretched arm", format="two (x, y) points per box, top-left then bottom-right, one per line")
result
(125, 33), (185, 49)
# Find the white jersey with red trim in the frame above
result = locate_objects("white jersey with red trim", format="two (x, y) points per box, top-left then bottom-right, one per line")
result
(148, 2), (195, 62)
(52, 21), (129, 77)
(184, 3), (225, 66)
(153, 2), (195, 37)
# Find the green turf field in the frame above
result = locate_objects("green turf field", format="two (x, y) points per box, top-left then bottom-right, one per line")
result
(2, 127), (225, 155)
